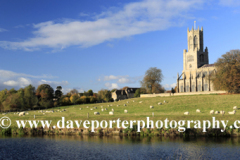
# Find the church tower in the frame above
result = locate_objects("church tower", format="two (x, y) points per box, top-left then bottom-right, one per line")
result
(183, 25), (209, 71)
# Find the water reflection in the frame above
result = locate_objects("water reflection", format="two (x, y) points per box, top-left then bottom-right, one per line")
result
(0, 135), (240, 159)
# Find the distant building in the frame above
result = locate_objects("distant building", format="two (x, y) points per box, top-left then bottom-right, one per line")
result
(112, 88), (140, 100)
(177, 25), (216, 93)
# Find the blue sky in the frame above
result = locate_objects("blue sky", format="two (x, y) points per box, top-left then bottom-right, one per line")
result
(0, 0), (240, 93)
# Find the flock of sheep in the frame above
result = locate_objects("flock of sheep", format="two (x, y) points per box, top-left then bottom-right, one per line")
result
(184, 106), (238, 115)
(1, 109), (68, 117)
(80, 100), (137, 116)
(2, 99), (239, 117)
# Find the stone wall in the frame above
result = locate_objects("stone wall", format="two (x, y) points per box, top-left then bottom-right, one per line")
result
(140, 90), (227, 98)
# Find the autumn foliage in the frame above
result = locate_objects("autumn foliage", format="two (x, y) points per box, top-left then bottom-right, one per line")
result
(211, 50), (240, 93)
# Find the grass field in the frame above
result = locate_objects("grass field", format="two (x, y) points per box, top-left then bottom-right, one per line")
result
(3, 94), (240, 128)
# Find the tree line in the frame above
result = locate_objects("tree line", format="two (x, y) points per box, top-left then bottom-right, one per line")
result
(0, 84), (115, 112)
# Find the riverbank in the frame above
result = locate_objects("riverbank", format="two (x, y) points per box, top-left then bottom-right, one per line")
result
(1, 126), (240, 137)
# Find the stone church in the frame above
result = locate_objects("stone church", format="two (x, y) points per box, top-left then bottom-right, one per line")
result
(177, 25), (216, 93)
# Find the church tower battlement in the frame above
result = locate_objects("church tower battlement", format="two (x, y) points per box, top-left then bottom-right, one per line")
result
(183, 25), (209, 71)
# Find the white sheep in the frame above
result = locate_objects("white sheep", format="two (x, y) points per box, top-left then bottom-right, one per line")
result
(158, 102), (162, 105)
(117, 105), (119, 107)
(163, 100), (166, 103)
(105, 108), (108, 111)
(233, 106), (238, 110)
(133, 100), (135, 102)
(124, 110), (128, 113)
(184, 112), (189, 115)
(127, 101), (129, 103)
(109, 111), (114, 115)
(79, 108), (82, 110)
(101, 109), (104, 111)
(139, 101), (142, 103)
(150, 106), (154, 109)
(196, 109), (201, 113)
(215, 111), (219, 114)
(101, 106), (103, 108)
(228, 110), (236, 115)
(112, 109), (114, 111)
(124, 104), (126, 106)
(210, 110), (214, 114)
(19, 112), (25, 116)
(94, 112), (100, 115)
(90, 108), (93, 110)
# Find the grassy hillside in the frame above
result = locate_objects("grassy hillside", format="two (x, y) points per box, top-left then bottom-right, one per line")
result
(4, 94), (240, 128)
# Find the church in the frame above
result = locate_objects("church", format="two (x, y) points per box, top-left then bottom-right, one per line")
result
(176, 25), (216, 93)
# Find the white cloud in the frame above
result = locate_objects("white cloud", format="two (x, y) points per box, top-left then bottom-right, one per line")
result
(0, 69), (57, 79)
(105, 82), (119, 89)
(163, 83), (176, 89)
(0, 69), (68, 90)
(0, 0), (204, 51)
(219, 0), (240, 6)
(104, 75), (120, 81)
(3, 77), (31, 88)
(0, 28), (7, 32)
(38, 79), (69, 86)
(117, 77), (131, 84)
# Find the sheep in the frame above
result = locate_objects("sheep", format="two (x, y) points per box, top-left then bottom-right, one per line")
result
(117, 105), (119, 107)
(158, 102), (162, 105)
(90, 108), (93, 110)
(228, 110), (236, 115)
(127, 101), (129, 103)
(105, 108), (108, 111)
(233, 106), (238, 110)
(184, 112), (189, 115)
(210, 110), (214, 114)
(86, 106), (89, 108)
(107, 105), (110, 107)
(124, 110), (128, 113)
(94, 112), (100, 115)
(93, 107), (97, 109)
(19, 112), (25, 116)
(139, 101), (142, 103)
(150, 106), (154, 109)
(123, 104), (126, 106)
(110, 104), (112, 106)
(101, 106), (103, 108)
(79, 108), (82, 110)
(133, 100), (135, 102)
(215, 111), (219, 114)
(220, 111), (225, 115)
(163, 100), (166, 103)
(112, 109), (114, 112)
(109, 111), (114, 115)
(101, 109), (104, 111)
(196, 109), (201, 113)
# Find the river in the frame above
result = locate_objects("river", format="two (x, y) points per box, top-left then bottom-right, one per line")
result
(0, 135), (240, 159)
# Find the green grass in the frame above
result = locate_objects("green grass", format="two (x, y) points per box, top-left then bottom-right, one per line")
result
(3, 94), (240, 128)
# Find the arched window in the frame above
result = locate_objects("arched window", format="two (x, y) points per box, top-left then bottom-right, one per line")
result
(200, 54), (204, 62)
(194, 36), (198, 48)
(189, 36), (193, 49)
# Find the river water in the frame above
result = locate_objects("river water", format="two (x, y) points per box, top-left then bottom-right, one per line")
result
(0, 135), (240, 160)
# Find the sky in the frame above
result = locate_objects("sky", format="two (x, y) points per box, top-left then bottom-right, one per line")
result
(0, 0), (240, 93)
